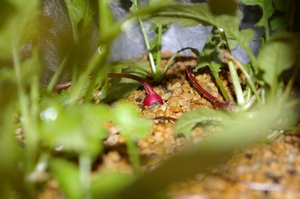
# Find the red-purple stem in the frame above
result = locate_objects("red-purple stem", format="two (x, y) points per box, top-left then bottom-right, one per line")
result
(53, 73), (163, 106)
(108, 73), (163, 106)
(108, 73), (153, 95)
(186, 66), (234, 111)
(53, 81), (72, 90)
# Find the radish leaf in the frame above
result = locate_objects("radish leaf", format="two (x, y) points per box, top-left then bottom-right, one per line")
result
(174, 108), (230, 140)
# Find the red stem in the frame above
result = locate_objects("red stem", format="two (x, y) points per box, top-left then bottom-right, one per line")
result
(53, 74), (155, 94)
(53, 81), (72, 90)
(53, 73), (163, 106)
(108, 73), (154, 95)
(186, 66), (234, 111)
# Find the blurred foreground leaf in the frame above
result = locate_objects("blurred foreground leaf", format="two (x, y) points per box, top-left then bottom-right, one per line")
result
(115, 105), (282, 198)
(39, 98), (111, 158)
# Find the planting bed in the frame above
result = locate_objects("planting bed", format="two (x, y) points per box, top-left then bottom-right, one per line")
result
(40, 53), (300, 199)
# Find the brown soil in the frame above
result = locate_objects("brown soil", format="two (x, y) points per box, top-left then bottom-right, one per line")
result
(41, 53), (300, 199)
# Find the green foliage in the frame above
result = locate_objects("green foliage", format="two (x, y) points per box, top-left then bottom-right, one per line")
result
(0, 0), (299, 198)
(112, 101), (151, 142)
(64, 0), (96, 38)
(257, 33), (299, 90)
(50, 158), (83, 199)
(116, 105), (284, 198)
(39, 98), (110, 158)
(0, 0), (39, 58)
(91, 170), (136, 198)
(175, 108), (230, 140)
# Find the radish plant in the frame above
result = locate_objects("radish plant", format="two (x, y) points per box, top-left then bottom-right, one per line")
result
(0, 0), (299, 198)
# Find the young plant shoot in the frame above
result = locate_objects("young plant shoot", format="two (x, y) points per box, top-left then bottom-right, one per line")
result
(108, 73), (163, 106)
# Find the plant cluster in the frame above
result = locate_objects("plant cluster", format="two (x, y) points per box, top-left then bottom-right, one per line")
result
(0, 0), (299, 198)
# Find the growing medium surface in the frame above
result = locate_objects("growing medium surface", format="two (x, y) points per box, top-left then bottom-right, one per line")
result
(40, 53), (300, 199)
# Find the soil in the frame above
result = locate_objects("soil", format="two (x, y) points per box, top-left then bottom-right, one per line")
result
(40, 53), (300, 199)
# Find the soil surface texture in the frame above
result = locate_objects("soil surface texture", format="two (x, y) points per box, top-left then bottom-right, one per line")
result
(41, 53), (300, 199)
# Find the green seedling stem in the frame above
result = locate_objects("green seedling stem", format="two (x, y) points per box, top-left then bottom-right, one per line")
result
(210, 68), (231, 102)
(219, 28), (245, 105)
(79, 155), (92, 199)
(155, 23), (163, 79)
(126, 139), (141, 174)
(69, 49), (104, 104)
(12, 45), (38, 171)
(47, 53), (69, 92)
(227, 60), (245, 105)
(133, 0), (164, 81)
(236, 63), (262, 104)
(139, 18), (157, 75)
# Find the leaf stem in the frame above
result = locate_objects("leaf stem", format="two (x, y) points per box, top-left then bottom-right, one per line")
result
(211, 69), (231, 102)
(138, 17), (157, 75)
(125, 139), (141, 174)
(47, 53), (69, 92)
(186, 66), (234, 111)
(79, 155), (91, 199)
(108, 73), (163, 106)
(12, 45), (38, 170)
(155, 23), (163, 78)
(227, 60), (245, 105)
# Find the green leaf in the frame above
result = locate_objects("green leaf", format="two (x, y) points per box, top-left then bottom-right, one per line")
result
(148, 0), (172, 6)
(174, 108), (231, 140)
(208, 0), (237, 16)
(39, 98), (110, 157)
(50, 158), (83, 199)
(241, 0), (274, 28)
(270, 0), (291, 31)
(118, 105), (283, 198)
(270, 16), (288, 32)
(112, 101), (151, 141)
(0, 1), (17, 30)
(0, 0), (39, 58)
(257, 33), (300, 89)
(148, 2), (256, 62)
(65, 0), (96, 36)
(195, 26), (222, 71)
(91, 170), (136, 198)
(103, 60), (149, 103)
(99, 0), (119, 43)
(102, 81), (141, 103)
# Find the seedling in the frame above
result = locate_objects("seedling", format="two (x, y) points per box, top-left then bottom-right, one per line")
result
(108, 73), (163, 106)
(53, 73), (164, 107)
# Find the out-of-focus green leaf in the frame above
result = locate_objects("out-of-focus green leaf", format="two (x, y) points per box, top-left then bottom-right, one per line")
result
(271, 0), (291, 31)
(116, 105), (282, 198)
(50, 158), (83, 199)
(111, 101), (151, 141)
(99, 0), (118, 43)
(39, 98), (111, 157)
(0, 1), (17, 30)
(91, 170), (136, 198)
(65, 0), (96, 36)
(148, 2), (255, 60)
(149, 0), (172, 6)
(0, 0), (39, 58)
(208, 0), (237, 16)
(102, 82), (141, 103)
(103, 60), (149, 103)
(257, 33), (299, 90)
(174, 108), (231, 140)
